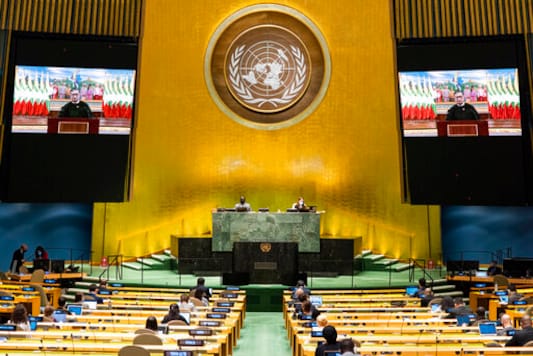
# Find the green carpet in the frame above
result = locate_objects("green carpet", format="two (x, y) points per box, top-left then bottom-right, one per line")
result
(233, 312), (290, 356)
(82, 264), (446, 290)
(77, 265), (447, 312)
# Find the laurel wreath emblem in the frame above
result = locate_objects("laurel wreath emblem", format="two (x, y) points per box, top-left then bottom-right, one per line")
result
(228, 44), (307, 109)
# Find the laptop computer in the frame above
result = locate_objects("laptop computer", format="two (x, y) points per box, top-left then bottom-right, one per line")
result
(29, 316), (42, 331)
(499, 295), (509, 304)
(83, 301), (97, 310)
(311, 327), (323, 337)
(52, 310), (68, 322)
(310, 295), (323, 307)
(66, 304), (83, 316)
(179, 313), (190, 324)
(456, 315), (471, 326)
(405, 286), (418, 296)
(479, 322), (498, 335)
(475, 271), (488, 277)
(431, 303), (441, 312)
(323, 351), (341, 356)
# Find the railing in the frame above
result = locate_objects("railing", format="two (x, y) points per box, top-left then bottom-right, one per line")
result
(176, 257), (231, 286)
(407, 258), (436, 288)
(302, 259), (355, 288)
(43, 247), (93, 274)
(444, 249), (511, 265)
(99, 254), (123, 281)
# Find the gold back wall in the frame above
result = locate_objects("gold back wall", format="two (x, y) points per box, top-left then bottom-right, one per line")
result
(92, 0), (441, 262)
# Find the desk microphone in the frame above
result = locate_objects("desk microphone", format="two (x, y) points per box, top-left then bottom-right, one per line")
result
(70, 333), (76, 355)
(415, 329), (424, 356)
(40, 338), (47, 356)
(89, 322), (97, 341)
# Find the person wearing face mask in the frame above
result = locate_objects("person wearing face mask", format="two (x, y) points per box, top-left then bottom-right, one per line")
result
(292, 197), (308, 211)
(446, 91), (479, 120)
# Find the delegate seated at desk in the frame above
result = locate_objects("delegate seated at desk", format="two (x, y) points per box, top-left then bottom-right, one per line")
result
(292, 197), (309, 212)
(235, 196), (251, 212)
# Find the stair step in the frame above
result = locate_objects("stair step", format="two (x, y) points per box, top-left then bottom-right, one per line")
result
(390, 262), (413, 272)
(373, 258), (399, 266)
(435, 290), (463, 297)
(74, 281), (94, 288)
(431, 278), (448, 285)
(431, 284), (456, 292)
(122, 262), (144, 270)
(193, 270), (222, 277)
(151, 254), (173, 263)
(364, 254), (385, 261)
(310, 272), (339, 278)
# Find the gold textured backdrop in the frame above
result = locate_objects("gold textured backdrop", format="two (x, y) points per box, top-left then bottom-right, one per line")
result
(91, 0), (441, 263)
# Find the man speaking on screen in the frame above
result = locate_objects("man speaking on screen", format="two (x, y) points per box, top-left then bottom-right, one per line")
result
(59, 89), (93, 118)
(446, 91), (479, 120)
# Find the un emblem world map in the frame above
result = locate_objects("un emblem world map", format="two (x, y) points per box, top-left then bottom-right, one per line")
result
(205, 4), (330, 129)
(225, 26), (311, 113)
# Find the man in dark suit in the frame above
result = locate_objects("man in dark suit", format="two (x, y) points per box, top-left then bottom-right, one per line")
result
(315, 325), (341, 356)
(487, 260), (502, 276)
(191, 277), (211, 300)
(506, 315), (533, 346)
(447, 297), (473, 319)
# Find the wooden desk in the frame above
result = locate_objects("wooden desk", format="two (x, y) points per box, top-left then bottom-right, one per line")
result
(448, 275), (533, 286)
(9, 272), (85, 282)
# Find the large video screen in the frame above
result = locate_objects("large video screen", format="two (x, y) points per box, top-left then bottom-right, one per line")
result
(12, 65), (135, 134)
(399, 68), (521, 137)
(0, 33), (138, 202)
(396, 36), (532, 205)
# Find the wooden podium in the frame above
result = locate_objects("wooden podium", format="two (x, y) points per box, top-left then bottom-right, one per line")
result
(436, 120), (489, 136)
(233, 242), (298, 285)
(47, 117), (100, 134)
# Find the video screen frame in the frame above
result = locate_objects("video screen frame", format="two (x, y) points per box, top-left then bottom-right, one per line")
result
(395, 35), (533, 205)
(0, 32), (138, 202)
(399, 68), (522, 137)
(12, 65), (136, 135)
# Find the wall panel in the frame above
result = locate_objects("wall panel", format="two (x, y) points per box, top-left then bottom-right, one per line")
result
(0, 0), (141, 37)
(91, 0), (440, 263)
(394, 0), (533, 39)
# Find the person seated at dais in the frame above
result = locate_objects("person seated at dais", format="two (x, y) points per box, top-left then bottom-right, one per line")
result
(235, 195), (251, 212)
(292, 197), (308, 211)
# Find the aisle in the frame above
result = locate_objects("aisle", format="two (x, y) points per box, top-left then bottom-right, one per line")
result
(233, 312), (292, 356)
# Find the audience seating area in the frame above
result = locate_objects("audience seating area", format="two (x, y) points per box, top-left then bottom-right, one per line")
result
(283, 287), (533, 356)
(3, 273), (533, 356)
(0, 279), (246, 356)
